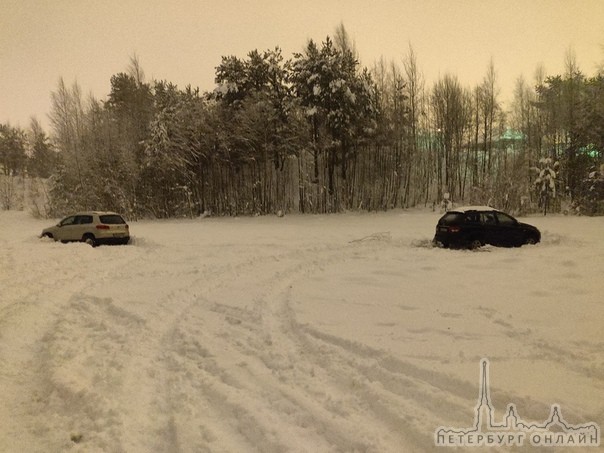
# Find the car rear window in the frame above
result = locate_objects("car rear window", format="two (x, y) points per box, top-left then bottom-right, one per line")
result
(99, 214), (126, 224)
(438, 212), (465, 225)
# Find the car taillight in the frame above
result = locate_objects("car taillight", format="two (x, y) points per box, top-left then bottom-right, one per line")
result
(96, 225), (110, 230)
(448, 226), (460, 233)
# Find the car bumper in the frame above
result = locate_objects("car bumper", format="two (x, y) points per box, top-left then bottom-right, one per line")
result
(95, 236), (130, 245)
(433, 232), (470, 248)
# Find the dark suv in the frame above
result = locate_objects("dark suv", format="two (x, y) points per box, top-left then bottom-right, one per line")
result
(433, 206), (540, 249)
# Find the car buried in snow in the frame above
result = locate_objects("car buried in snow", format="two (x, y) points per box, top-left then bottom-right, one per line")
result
(41, 211), (130, 247)
(432, 206), (540, 249)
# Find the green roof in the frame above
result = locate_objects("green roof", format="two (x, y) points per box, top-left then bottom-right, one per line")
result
(500, 128), (524, 141)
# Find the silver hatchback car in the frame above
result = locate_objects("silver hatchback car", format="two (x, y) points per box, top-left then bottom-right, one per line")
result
(41, 211), (130, 246)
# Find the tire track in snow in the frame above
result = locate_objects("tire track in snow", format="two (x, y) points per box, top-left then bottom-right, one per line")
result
(267, 245), (469, 450)
(0, 242), (145, 452)
(474, 305), (604, 384)
(146, 243), (359, 452)
(8, 231), (539, 452)
(31, 241), (329, 452)
(152, 240), (477, 452)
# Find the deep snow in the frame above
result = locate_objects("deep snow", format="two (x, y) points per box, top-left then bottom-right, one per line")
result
(0, 209), (602, 452)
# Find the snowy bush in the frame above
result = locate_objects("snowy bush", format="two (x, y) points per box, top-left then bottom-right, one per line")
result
(533, 158), (559, 215)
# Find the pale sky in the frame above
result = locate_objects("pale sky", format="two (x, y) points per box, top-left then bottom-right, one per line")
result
(2, 0), (603, 130)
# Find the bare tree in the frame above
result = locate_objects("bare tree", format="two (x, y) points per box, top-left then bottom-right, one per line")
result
(49, 78), (87, 193)
(402, 43), (425, 206)
(333, 22), (358, 59)
(431, 74), (472, 202)
(128, 53), (146, 87)
(478, 59), (500, 177)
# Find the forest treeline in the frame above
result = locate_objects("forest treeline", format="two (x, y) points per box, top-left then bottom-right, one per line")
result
(2, 26), (604, 217)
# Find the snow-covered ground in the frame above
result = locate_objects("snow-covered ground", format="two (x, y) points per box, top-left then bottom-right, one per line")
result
(0, 209), (602, 452)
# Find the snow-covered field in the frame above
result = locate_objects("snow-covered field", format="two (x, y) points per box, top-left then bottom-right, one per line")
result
(0, 209), (602, 452)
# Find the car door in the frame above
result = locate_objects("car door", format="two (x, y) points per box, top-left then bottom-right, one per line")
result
(494, 212), (524, 246)
(479, 211), (499, 245)
(55, 215), (78, 241)
(463, 212), (482, 243)
(73, 214), (94, 240)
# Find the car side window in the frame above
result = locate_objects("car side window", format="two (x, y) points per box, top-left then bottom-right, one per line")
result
(76, 215), (93, 224)
(480, 212), (496, 225)
(99, 214), (126, 224)
(495, 212), (516, 226)
(60, 216), (76, 226)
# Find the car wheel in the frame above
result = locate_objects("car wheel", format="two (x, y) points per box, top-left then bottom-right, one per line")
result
(82, 234), (97, 247)
(525, 236), (537, 245)
(468, 239), (482, 250)
(42, 233), (53, 239)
